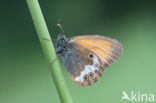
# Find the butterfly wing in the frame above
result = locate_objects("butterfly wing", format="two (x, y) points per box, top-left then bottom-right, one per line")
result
(61, 35), (123, 86)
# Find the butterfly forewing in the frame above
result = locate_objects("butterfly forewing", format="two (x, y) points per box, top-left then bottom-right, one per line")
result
(70, 35), (123, 66)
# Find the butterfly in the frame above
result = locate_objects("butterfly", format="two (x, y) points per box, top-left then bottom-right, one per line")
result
(54, 24), (123, 87)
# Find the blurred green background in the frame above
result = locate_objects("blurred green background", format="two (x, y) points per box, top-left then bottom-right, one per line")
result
(1, 0), (156, 103)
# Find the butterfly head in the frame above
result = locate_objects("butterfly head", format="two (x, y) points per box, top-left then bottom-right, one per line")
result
(56, 24), (68, 54)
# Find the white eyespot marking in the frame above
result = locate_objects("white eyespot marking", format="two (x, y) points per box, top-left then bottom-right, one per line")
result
(75, 54), (100, 82)
(88, 72), (94, 79)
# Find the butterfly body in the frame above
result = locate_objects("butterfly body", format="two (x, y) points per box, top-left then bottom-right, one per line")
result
(56, 34), (123, 86)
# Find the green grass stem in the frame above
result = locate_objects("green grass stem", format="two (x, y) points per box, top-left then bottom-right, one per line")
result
(26, 0), (73, 103)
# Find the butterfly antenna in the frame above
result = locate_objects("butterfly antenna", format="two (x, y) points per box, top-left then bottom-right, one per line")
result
(57, 23), (65, 35)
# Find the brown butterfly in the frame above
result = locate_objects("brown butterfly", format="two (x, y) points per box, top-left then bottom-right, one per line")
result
(55, 24), (123, 87)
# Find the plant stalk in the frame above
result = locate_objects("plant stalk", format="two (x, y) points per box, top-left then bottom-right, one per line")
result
(26, 0), (73, 103)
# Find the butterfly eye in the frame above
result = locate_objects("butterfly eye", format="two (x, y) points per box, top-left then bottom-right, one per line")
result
(88, 53), (94, 59)
(83, 74), (89, 81)
(88, 72), (94, 78)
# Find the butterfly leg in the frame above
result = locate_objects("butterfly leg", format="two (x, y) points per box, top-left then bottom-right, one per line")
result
(42, 37), (57, 46)
(50, 55), (60, 64)
(42, 37), (57, 42)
